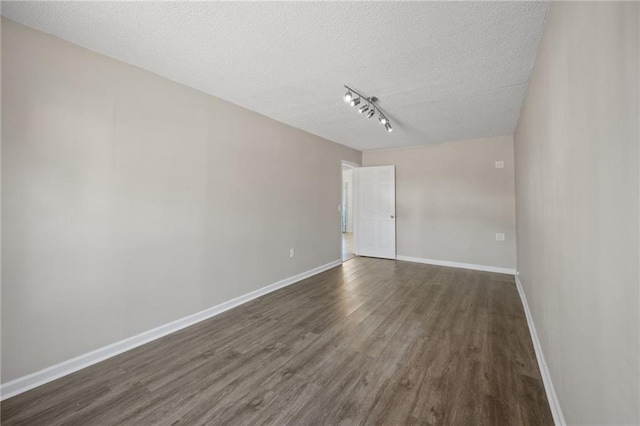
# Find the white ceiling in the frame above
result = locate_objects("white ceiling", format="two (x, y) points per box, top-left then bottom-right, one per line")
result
(2, 1), (548, 151)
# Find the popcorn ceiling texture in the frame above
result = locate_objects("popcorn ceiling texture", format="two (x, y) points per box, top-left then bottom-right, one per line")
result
(2, 1), (548, 151)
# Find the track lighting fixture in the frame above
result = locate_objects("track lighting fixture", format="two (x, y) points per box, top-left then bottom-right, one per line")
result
(343, 85), (393, 133)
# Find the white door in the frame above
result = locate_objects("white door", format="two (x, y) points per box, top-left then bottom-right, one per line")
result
(356, 165), (396, 259)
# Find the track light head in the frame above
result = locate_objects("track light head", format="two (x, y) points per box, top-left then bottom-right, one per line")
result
(350, 97), (361, 107)
(343, 91), (353, 103)
(379, 115), (388, 125)
(358, 105), (369, 114)
(367, 109), (375, 119)
(385, 123), (393, 132)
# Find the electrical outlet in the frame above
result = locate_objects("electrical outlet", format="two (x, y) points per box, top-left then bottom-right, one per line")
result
(289, 248), (295, 258)
(495, 161), (504, 169)
(496, 233), (505, 241)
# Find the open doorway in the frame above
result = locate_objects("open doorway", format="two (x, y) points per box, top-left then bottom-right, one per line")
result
(341, 161), (359, 261)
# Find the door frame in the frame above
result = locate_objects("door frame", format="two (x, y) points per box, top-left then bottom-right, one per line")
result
(341, 160), (360, 261)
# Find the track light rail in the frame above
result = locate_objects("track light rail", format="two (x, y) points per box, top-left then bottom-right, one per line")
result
(343, 84), (393, 132)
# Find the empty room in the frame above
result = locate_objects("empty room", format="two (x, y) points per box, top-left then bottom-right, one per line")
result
(1, 1), (638, 425)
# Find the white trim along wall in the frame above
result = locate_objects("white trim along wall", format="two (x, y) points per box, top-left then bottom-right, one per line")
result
(1, 260), (342, 400)
(397, 255), (515, 275)
(515, 274), (566, 426)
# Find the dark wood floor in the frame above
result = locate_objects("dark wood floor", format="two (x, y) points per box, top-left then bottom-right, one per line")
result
(1, 257), (553, 425)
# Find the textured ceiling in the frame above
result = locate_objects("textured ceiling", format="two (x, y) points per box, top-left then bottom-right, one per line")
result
(2, 2), (548, 151)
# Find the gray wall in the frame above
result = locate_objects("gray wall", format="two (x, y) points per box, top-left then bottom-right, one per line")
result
(363, 136), (516, 269)
(1, 18), (361, 382)
(514, 2), (639, 424)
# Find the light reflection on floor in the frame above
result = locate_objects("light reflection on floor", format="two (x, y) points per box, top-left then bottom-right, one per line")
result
(336, 254), (367, 317)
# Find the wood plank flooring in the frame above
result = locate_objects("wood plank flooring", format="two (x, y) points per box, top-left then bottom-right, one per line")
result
(1, 258), (554, 425)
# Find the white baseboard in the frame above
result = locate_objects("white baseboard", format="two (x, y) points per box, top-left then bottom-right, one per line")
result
(0, 259), (342, 401)
(396, 255), (516, 275)
(515, 275), (566, 426)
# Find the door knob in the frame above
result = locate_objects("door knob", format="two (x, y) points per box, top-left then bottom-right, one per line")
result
(391, 215), (395, 219)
